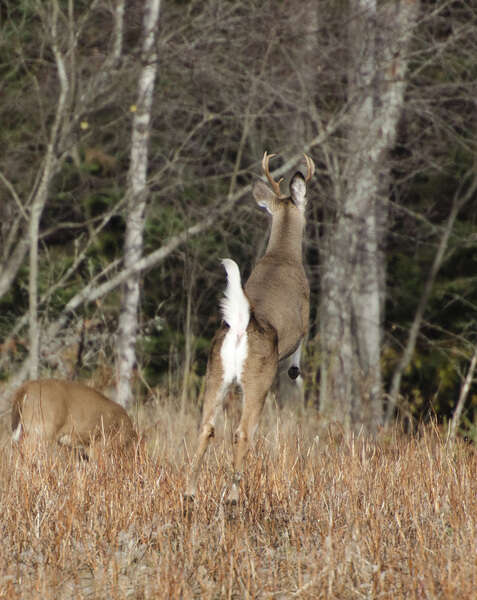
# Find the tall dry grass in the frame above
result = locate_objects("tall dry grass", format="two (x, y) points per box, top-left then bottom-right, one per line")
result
(0, 401), (475, 599)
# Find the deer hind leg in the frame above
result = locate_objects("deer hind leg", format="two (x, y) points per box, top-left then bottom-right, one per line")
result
(227, 330), (278, 505)
(185, 332), (229, 500)
(184, 381), (228, 499)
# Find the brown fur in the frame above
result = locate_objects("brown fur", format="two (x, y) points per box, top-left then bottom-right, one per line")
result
(11, 379), (136, 452)
(245, 235), (309, 360)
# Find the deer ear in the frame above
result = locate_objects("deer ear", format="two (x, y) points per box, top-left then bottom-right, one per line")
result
(253, 180), (277, 214)
(290, 173), (307, 209)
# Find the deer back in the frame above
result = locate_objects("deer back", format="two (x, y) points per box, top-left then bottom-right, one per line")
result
(245, 257), (309, 361)
(11, 379), (135, 446)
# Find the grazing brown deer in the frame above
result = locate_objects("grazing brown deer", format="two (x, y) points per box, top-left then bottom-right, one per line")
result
(185, 152), (314, 505)
(11, 379), (136, 457)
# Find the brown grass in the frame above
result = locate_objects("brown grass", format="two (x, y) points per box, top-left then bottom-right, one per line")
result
(0, 401), (475, 599)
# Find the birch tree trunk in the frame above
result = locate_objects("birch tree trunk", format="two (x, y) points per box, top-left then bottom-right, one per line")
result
(116, 0), (161, 409)
(319, 0), (418, 433)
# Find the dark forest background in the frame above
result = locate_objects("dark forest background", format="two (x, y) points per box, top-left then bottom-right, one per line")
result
(0, 0), (476, 438)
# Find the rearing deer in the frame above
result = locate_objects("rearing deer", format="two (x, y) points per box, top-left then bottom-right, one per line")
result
(185, 152), (314, 505)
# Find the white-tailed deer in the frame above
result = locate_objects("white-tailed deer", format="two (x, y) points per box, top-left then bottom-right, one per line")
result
(11, 379), (136, 457)
(185, 152), (314, 505)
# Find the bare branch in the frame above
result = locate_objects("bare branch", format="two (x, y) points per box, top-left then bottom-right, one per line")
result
(386, 173), (477, 423)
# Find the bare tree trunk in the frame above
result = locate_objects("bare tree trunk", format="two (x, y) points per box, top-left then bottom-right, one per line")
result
(28, 180), (47, 380)
(28, 200), (40, 381)
(0, 183), (29, 300)
(116, 0), (161, 409)
(28, 0), (70, 378)
(447, 345), (477, 445)
(288, 0), (319, 155)
(180, 267), (194, 416)
(112, 0), (125, 63)
(319, 0), (418, 433)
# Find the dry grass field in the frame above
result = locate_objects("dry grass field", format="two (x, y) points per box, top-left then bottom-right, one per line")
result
(0, 400), (475, 599)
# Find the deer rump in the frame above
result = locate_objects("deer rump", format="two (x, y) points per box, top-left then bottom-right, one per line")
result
(11, 379), (135, 452)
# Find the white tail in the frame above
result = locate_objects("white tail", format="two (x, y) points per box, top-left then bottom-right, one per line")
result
(220, 258), (250, 337)
(185, 152), (314, 507)
(219, 259), (250, 386)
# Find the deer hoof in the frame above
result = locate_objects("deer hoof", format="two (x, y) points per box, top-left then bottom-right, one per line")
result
(182, 494), (195, 518)
(225, 498), (238, 521)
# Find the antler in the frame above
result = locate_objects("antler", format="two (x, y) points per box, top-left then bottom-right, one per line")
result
(262, 151), (286, 198)
(303, 154), (315, 183)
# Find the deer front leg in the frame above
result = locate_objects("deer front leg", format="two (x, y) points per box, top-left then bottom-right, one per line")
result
(185, 333), (229, 501)
(285, 340), (304, 380)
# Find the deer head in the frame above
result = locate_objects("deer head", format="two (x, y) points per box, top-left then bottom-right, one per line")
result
(11, 379), (136, 458)
(255, 151), (314, 210)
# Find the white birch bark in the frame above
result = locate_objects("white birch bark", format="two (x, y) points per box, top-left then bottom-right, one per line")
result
(319, 0), (418, 432)
(116, 0), (161, 409)
(112, 0), (125, 64)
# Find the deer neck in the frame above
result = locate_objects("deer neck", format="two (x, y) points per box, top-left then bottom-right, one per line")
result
(265, 209), (305, 261)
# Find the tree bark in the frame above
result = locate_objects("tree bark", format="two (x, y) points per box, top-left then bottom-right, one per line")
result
(116, 0), (161, 409)
(448, 344), (477, 445)
(319, 0), (418, 433)
(28, 0), (70, 378)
